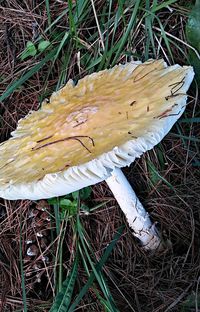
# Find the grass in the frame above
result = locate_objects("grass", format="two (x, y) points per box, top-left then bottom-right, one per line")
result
(0, 0), (200, 311)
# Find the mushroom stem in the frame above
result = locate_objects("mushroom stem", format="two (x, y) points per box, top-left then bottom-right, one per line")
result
(106, 167), (162, 251)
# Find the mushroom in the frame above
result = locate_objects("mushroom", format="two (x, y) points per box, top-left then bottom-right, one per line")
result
(0, 59), (194, 250)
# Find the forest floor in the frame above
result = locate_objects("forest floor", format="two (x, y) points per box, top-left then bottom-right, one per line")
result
(0, 1), (200, 311)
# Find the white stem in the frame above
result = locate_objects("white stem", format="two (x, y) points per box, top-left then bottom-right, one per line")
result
(106, 168), (162, 250)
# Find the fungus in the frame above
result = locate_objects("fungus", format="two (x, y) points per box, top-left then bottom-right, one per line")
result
(0, 60), (194, 250)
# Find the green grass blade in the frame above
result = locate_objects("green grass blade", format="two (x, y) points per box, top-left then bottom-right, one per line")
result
(77, 222), (116, 310)
(171, 133), (200, 142)
(45, 0), (51, 27)
(74, 0), (90, 24)
(158, 21), (174, 62)
(179, 117), (200, 123)
(112, 0), (141, 65)
(78, 244), (90, 275)
(90, 200), (111, 212)
(147, 159), (174, 190)
(54, 202), (61, 237)
(52, 201), (62, 293)
(0, 47), (57, 102)
(44, 9), (68, 34)
(19, 212), (28, 312)
(68, 225), (124, 312)
(150, 0), (177, 13)
(49, 254), (79, 312)
(144, 2), (151, 60)
(68, 0), (77, 35)
(86, 55), (103, 72)
(147, 159), (161, 187)
(56, 43), (74, 90)
(78, 243), (117, 312)
(144, 0), (157, 59)
(53, 32), (70, 64)
(142, 4), (175, 62)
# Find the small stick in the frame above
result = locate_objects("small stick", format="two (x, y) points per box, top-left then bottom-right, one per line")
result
(32, 136), (94, 153)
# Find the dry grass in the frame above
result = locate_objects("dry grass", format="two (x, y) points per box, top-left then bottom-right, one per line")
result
(0, 0), (200, 311)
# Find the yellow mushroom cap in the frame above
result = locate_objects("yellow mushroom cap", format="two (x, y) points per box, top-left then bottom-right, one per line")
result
(0, 59), (194, 200)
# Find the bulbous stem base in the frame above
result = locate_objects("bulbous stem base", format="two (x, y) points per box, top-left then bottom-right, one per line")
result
(106, 168), (164, 251)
